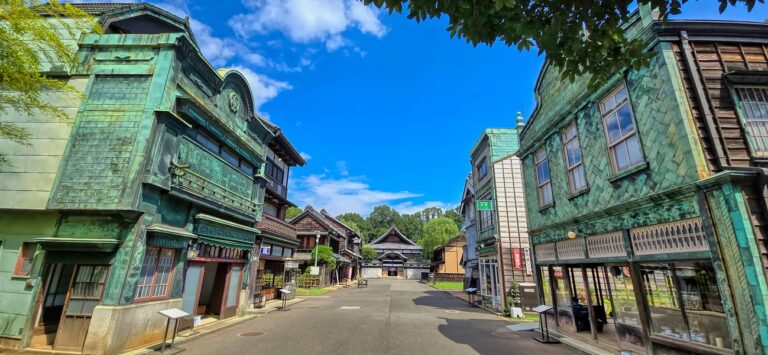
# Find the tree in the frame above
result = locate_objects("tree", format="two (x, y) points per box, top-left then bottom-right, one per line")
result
(444, 208), (463, 230)
(367, 205), (401, 240)
(395, 213), (423, 242)
(418, 206), (444, 222)
(310, 245), (336, 269)
(0, 1), (99, 167)
(362, 0), (761, 88)
(361, 246), (377, 261)
(337, 212), (373, 241)
(419, 217), (460, 259)
(286, 206), (303, 220)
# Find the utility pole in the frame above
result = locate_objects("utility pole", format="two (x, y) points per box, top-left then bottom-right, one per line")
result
(314, 232), (321, 267)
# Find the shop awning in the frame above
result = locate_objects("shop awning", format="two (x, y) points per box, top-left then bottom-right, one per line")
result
(194, 213), (259, 250)
(34, 237), (119, 252)
(146, 224), (197, 239)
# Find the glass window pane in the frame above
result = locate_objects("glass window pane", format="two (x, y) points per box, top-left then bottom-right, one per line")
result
(221, 147), (240, 167)
(541, 267), (553, 306)
(240, 161), (254, 175)
(614, 142), (630, 171)
(614, 86), (627, 103)
(618, 104), (635, 136)
(676, 261), (731, 349)
(196, 132), (220, 153)
(573, 165), (586, 191)
(641, 264), (689, 341)
(626, 135), (644, 166)
(603, 96), (616, 112)
(606, 113), (621, 142)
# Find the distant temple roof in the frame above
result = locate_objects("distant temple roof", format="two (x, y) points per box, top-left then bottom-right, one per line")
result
(369, 227), (422, 251)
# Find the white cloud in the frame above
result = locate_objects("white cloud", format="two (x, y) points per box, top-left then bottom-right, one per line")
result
(229, 66), (292, 111)
(289, 174), (421, 216)
(229, 0), (387, 51)
(392, 201), (455, 215)
(336, 160), (349, 176)
(299, 151), (312, 161)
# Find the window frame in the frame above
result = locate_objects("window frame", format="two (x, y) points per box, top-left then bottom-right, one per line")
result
(599, 84), (645, 174)
(561, 123), (588, 194)
(732, 85), (768, 158)
(134, 247), (176, 302)
(476, 158), (488, 180)
(534, 148), (553, 208)
(13, 242), (38, 277)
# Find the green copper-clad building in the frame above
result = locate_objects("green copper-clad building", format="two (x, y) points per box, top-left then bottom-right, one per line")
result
(520, 6), (768, 355)
(0, 3), (301, 353)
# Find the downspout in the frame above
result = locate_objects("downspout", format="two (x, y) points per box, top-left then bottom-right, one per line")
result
(679, 30), (730, 169)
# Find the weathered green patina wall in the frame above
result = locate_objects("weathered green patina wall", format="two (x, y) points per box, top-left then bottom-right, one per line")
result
(707, 184), (768, 354)
(0, 212), (58, 340)
(521, 44), (705, 242)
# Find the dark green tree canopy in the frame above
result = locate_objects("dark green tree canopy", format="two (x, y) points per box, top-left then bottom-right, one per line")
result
(286, 206), (303, 220)
(419, 217), (460, 258)
(362, 0), (762, 87)
(361, 246), (377, 261)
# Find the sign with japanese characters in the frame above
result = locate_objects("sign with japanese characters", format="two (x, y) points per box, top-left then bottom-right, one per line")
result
(476, 200), (493, 211)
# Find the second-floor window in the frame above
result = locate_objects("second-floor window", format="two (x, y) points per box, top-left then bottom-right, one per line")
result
(265, 158), (285, 184)
(734, 86), (768, 155)
(535, 148), (553, 207)
(562, 123), (587, 193)
(600, 85), (644, 173)
(195, 131), (255, 176)
(476, 158), (488, 180)
(478, 195), (494, 230)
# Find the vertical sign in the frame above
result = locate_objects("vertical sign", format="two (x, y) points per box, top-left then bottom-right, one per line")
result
(512, 248), (523, 269)
(523, 247), (532, 275)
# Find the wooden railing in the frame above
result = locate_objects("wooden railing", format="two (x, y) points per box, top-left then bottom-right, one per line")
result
(257, 214), (298, 239)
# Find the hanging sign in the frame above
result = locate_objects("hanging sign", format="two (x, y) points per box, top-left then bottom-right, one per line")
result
(476, 200), (493, 211)
(512, 248), (523, 269)
(285, 261), (299, 269)
(523, 247), (532, 275)
(260, 245), (271, 255)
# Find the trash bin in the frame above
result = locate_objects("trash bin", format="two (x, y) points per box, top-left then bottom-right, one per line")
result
(428, 273), (435, 284)
(519, 283), (538, 311)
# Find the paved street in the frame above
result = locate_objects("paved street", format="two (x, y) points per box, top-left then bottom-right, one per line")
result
(180, 279), (580, 355)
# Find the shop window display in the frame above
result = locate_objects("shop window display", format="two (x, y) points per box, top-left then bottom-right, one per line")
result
(640, 262), (731, 350)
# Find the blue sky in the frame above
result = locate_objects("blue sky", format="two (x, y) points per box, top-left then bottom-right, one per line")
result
(102, 0), (767, 216)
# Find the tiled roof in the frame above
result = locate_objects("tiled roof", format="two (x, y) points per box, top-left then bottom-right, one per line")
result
(70, 3), (134, 15)
(370, 242), (422, 251)
(369, 226), (418, 246)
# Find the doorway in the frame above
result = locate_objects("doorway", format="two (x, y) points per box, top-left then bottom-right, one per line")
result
(30, 264), (75, 349)
(53, 264), (109, 351)
(388, 267), (397, 277)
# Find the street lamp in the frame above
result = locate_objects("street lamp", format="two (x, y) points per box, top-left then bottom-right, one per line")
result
(314, 232), (321, 267)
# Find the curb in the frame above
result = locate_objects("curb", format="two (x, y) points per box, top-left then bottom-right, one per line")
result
(123, 298), (306, 355)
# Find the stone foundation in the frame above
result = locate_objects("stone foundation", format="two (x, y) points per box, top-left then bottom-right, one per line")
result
(83, 298), (182, 355)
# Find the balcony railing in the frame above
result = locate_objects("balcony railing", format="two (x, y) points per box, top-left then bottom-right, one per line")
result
(171, 164), (261, 216)
(266, 178), (287, 199)
(478, 226), (496, 241)
(257, 214), (298, 240)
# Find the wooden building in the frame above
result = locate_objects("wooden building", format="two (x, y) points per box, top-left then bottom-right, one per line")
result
(289, 206), (362, 284)
(521, 6), (768, 355)
(430, 234), (466, 275)
(253, 122), (305, 301)
(361, 227), (429, 279)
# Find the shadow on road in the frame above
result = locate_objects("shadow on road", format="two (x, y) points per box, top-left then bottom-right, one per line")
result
(412, 290), (488, 314)
(436, 317), (577, 355)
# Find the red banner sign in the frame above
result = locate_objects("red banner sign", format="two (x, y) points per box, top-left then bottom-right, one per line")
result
(512, 248), (523, 269)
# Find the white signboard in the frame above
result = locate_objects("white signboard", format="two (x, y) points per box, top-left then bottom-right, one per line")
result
(309, 266), (320, 275)
(158, 308), (190, 320)
(285, 261), (299, 269)
(523, 247), (532, 275)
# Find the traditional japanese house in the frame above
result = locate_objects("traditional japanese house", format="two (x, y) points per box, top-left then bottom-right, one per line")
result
(253, 121), (305, 301)
(469, 122), (535, 312)
(522, 6), (768, 354)
(0, 3), (278, 353)
(459, 173), (479, 289)
(290, 206), (361, 284)
(361, 227), (429, 279)
(430, 234), (466, 275)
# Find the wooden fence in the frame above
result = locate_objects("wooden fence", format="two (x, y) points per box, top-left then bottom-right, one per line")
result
(433, 273), (464, 283)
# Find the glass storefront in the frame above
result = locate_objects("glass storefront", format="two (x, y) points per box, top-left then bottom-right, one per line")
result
(641, 262), (731, 350)
(479, 257), (501, 311)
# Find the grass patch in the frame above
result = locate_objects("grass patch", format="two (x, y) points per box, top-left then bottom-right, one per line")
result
(295, 287), (334, 296)
(431, 281), (464, 290)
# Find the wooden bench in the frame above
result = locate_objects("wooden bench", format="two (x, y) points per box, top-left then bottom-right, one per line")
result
(357, 279), (368, 288)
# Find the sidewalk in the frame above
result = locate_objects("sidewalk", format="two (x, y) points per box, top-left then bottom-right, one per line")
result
(123, 297), (305, 355)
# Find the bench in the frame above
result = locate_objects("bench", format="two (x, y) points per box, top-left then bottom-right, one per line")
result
(358, 279), (368, 288)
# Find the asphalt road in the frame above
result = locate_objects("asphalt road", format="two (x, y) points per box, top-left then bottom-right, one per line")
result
(180, 279), (581, 355)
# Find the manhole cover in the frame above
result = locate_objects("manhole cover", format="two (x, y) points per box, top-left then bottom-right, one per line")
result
(238, 332), (265, 337)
